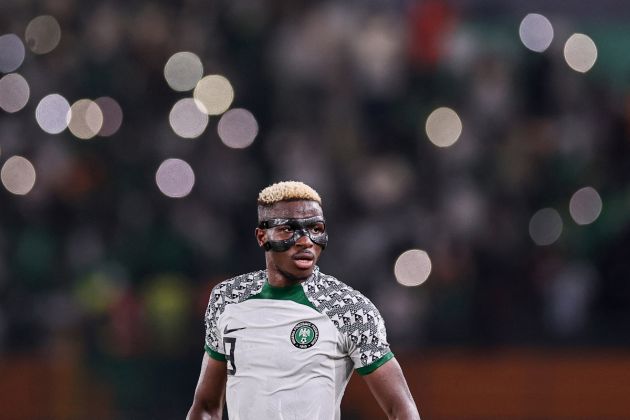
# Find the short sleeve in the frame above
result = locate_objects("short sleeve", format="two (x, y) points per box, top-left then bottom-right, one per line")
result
(345, 296), (394, 375)
(204, 284), (226, 361)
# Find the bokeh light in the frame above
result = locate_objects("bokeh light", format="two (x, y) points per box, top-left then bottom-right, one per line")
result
(155, 158), (195, 198)
(425, 107), (462, 147)
(144, 274), (191, 348)
(1, 156), (36, 195)
(74, 270), (124, 316)
(0, 34), (25, 73)
(353, 156), (413, 210)
(35, 93), (71, 134)
(394, 249), (432, 287)
(0, 73), (30, 113)
(569, 186), (602, 225)
(564, 33), (597, 73)
(217, 108), (258, 149)
(68, 99), (103, 139)
(164, 52), (204, 92)
(529, 208), (563, 246)
(95, 96), (123, 137)
(25, 15), (61, 54)
(519, 13), (554, 53)
(193, 74), (234, 115)
(169, 98), (209, 138)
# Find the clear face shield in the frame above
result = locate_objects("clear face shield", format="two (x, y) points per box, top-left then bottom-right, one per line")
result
(258, 216), (328, 252)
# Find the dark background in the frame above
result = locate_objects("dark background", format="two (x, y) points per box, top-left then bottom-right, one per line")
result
(2, 0), (630, 418)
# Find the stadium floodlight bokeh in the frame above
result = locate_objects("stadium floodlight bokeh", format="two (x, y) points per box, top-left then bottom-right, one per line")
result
(94, 96), (123, 137)
(564, 33), (598, 73)
(217, 108), (259, 149)
(1, 155), (36, 195)
(169, 98), (209, 139)
(164, 51), (204, 92)
(394, 249), (432, 287)
(529, 207), (564, 246)
(35, 93), (71, 134)
(519, 13), (554, 53)
(25, 15), (61, 54)
(156, 158), (195, 198)
(569, 186), (602, 225)
(0, 73), (29, 113)
(0, 33), (25, 72)
(193, 74), (234, 115)
(425, 107), (462, 147)
(68, 99), (104, 139)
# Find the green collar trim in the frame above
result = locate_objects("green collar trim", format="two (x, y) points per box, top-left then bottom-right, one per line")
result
(247, 275), (317, 311)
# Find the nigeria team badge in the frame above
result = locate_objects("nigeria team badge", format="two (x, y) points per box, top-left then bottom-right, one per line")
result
(290, 321), (319, 349)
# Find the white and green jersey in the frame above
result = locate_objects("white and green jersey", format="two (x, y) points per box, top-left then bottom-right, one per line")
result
(204, 266), (393, 420)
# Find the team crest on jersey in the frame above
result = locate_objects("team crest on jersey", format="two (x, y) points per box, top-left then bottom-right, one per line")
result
(290, 321), (319, 349)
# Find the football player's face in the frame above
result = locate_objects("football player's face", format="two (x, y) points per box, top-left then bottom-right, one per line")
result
(256, 200), (324, 281)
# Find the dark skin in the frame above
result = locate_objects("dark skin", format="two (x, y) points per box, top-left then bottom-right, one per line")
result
(187, 200), (421, 420)
(256, 200), (324, 287)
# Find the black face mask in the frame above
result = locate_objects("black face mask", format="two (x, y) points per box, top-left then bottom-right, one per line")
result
(258, 216), (328, 252)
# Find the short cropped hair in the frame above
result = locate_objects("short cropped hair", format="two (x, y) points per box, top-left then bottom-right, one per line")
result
(257, 181), (322, 206)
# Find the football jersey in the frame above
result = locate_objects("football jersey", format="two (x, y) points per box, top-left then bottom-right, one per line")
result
(204, 266), (393, 420)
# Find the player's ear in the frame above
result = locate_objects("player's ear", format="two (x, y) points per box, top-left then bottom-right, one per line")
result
(255, 227), (266, 247)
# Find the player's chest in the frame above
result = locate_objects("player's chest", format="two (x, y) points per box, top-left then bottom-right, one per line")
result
(219, 300), (338, 375)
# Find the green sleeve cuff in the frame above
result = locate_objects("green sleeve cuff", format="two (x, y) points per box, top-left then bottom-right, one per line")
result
(356, 351), (394, 376)
(205, 344), (226, 362)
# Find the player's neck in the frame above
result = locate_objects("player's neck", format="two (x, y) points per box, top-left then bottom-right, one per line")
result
(266, 266), (311, 288)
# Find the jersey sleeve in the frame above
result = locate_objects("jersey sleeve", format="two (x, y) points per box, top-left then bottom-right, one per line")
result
(204, 284), (226, 361)
(345, 295), (394, 375)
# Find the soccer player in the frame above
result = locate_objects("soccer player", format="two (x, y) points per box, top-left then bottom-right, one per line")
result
(187, 181), (420, 420)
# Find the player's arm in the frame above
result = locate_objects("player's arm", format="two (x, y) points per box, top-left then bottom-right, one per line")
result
(186, 352), (227, 420)
(362, 357), (421, 420)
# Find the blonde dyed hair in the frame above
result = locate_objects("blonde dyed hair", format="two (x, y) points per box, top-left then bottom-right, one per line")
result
(257, 181), (321, 206)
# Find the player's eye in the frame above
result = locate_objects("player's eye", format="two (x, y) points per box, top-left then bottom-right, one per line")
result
(268, 225), (294, 240)
(308, 223), (325, 234)
(277, 225), (294, 233)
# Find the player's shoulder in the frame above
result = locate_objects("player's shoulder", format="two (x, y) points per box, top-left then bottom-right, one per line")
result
(209, 270), (266, 306)
(306, 269), (380, 316)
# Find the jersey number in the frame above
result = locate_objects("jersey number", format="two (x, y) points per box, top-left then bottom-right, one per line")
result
(223, 337), (237, 375)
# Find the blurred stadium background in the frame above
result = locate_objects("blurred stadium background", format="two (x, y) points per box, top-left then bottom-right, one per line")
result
(2, 0), (630, 418)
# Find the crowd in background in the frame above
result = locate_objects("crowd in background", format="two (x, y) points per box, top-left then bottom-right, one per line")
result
(2, 0), (630, 416)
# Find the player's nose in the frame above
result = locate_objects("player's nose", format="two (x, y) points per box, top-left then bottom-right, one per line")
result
(295, 231), (313, 247)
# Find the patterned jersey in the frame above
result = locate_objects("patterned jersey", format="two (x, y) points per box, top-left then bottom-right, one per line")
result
(204, 266), (393, 420)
